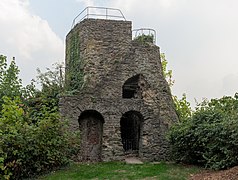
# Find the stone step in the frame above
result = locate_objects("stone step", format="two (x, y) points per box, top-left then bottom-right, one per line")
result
(125, 157), (143, 164)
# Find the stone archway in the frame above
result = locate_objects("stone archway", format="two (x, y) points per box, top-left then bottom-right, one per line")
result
(120, 111), (143, 154)
(78, 110), (104, 161)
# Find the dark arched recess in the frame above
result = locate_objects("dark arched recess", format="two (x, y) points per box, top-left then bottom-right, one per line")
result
(122, 74), (146, 99)
(78, 110), (104, 161)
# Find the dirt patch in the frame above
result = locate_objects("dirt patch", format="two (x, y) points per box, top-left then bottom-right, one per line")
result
(125, 157), (143, 164)
(190, 166), (238, 180)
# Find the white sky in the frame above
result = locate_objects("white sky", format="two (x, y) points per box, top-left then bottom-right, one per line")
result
(1, 0), (238, 106)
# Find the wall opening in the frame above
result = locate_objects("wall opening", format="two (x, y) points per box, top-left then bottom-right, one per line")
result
(78, 110), (104, 162)
(120, 111), (143, 153)
(122, 74), (146, 99)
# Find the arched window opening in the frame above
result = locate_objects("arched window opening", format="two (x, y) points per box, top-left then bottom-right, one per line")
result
(120, 111), (143, 152)
(122, 74), (146, 99)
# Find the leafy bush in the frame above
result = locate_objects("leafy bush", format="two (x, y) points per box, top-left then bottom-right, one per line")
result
(0, 97), (79, 179)
(0, 56), (80, 179)
(169, 94), (238, 170)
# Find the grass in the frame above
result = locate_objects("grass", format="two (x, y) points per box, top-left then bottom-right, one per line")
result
(39, 162), (201, 180)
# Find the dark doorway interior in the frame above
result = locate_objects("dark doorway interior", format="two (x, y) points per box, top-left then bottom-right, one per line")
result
(78, 110), (104, 162)
(120, 111), (143, 153)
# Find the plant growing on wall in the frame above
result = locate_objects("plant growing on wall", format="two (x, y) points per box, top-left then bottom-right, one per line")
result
(66, 32), (85, 93)
(161, 53), (174, 88)
(160, 53), (192, 121)
(134, 34), (154, 44)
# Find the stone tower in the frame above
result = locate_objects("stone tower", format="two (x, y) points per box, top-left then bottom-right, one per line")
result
(60, 8), (178, 162)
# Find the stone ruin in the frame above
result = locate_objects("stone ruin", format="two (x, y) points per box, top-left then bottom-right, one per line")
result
(60, 8), (178, 162)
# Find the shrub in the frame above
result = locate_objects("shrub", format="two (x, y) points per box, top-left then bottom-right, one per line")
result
(0, 97), (80, 179)
(169, 94), (238, 170)
(134, 34), (154, 44)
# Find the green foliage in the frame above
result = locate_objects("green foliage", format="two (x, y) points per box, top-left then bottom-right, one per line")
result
(161, 53), (174, 88)
(162, 53), (238, 170)
(160, 53), (191, 121)
(0, 55), (36, 109)
(0, 56), (80, 179)
(26, 63), (67, 123)
(27, 63), (64, 122)
(134, 34), (154, 44)
(0, 97), (78, 179)
(36, 63), (64, 96)
(173, 94), (192, 121)
(0, 56), (22, 111)
(66, 32), (85, 93)
(169, 94), (238, 170)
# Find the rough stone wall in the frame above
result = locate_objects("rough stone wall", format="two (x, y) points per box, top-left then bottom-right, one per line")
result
(65, 19), (131, 92)
(61, 18), (178, 162)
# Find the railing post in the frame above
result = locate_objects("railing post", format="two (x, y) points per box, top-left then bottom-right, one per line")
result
(106, 8), (108, 19)
(87, 7), (89, 19)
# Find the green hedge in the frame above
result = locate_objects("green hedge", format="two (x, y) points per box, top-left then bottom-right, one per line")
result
(169, 94), (238, 170)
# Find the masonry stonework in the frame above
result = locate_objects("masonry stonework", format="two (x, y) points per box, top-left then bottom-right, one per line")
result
(60, 18), (178, 162)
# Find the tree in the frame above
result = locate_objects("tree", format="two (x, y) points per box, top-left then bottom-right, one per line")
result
(27, 63), (65, 122)
(0, 56), (22, 110)
(36, 62), (65, 96)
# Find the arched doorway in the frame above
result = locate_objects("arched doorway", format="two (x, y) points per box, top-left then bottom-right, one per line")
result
(120, 111), (143, 153)
(78, 110), (104, 161)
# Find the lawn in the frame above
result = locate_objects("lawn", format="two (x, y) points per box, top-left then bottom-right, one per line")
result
(39, 162), (201, 180)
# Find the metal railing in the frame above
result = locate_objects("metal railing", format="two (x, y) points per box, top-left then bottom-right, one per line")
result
(132, 28), (157, 44)
(71, 6), (126, 29)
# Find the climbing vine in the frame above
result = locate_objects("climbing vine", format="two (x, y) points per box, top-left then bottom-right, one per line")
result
(66, 31), (85, 93)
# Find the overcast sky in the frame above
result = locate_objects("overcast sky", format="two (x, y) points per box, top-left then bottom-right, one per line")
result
(1, 0), (238, 106)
